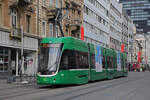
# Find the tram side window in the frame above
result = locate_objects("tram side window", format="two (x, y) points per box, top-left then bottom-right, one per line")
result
(114, 57), (117, 68)
(60, 50), (76, 69)
(121, 58), (124, 69)
(125, 59), (127, 70)
(110, 57), (113, 69)
(107, 57), (113, 69)
(102, 56), (106, 69)
(91, 54), (95, 69)
(76, 51), (89, 69)
(107, 57), (110, 69)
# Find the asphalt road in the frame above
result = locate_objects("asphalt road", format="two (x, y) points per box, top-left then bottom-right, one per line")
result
(0, 72), (150, 100)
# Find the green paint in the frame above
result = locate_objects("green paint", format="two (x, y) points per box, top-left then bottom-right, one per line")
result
(37, 37), (128, 85)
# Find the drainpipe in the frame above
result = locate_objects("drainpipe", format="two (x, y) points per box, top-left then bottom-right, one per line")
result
(37, 0), (40, 72)
(37, 0), (39, 37)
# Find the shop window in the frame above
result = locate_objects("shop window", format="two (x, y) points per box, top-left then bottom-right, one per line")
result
(0, 48), (9, 72)
(0, 48), (3, 54)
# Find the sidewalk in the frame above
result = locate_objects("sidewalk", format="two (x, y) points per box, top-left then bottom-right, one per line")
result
(0, 79), (19, 90)
(0, 80), (37, 92)
(0, 76), (37, 91)
(0, 79), (6, 84)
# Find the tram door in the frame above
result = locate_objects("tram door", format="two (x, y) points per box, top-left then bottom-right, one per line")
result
(88, 51), (91, 81)
(88, 44), (92, 81)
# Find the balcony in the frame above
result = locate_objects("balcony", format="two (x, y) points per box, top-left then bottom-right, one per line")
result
(70, 0), (81, 7)
(8, 0), (32, 6)
(69, 19), (81, 37)
(19, 0), (32, 5)
(47, 10), (56, 20)
(8, 0), (18, 5)
(47, 8), (63, 21)
(10, 26), (21, 39)
(70, 19), (81, 26)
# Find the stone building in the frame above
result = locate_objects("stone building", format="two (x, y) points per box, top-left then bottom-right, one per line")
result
(128, 19), (135, 63)
(84, 0), (110, 47)
(134, 34), (150, 66)
(122, 10), (129, 53)
(38, 0), (83, 39)
(109, 0), (122, 51)
(0, 0), (84, 77)
(0, 0), (38, 76)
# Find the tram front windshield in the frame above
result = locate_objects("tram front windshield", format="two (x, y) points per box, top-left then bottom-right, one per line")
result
(39, 43), (62, 75)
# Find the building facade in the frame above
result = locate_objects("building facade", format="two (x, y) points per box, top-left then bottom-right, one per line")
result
(0, 0), (138, 77)
(128, 19), (136, 63)
(83, 0), (110, 47)
(83, 0), (134, 53)
(0, 0), (38, 76)
(38, 0), (83, 39)
(122, 10), (129, 53)
(109, 0), (122, 51)
(0, 0), (84, 77)
(135, 34), (150, 65)
(119, 0), (150, 35)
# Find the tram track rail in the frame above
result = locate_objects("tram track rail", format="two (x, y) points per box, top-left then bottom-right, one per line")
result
(0, 73), (149, 100)
(0, 83), (37, 91)
(118, 80), (150, 100)
(0, 86), (50, 100)
(0, 89), (50, 100)
(42, 73), (150, 100)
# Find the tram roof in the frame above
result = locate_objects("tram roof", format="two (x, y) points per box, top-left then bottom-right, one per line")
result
(41, 37), (127, 57)
(41, 37), (89, 52)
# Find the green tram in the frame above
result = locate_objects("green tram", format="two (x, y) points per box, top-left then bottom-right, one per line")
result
(37, 37), (128, 85)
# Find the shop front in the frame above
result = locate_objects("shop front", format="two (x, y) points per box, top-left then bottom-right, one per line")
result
(0, 30), (38, 77)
